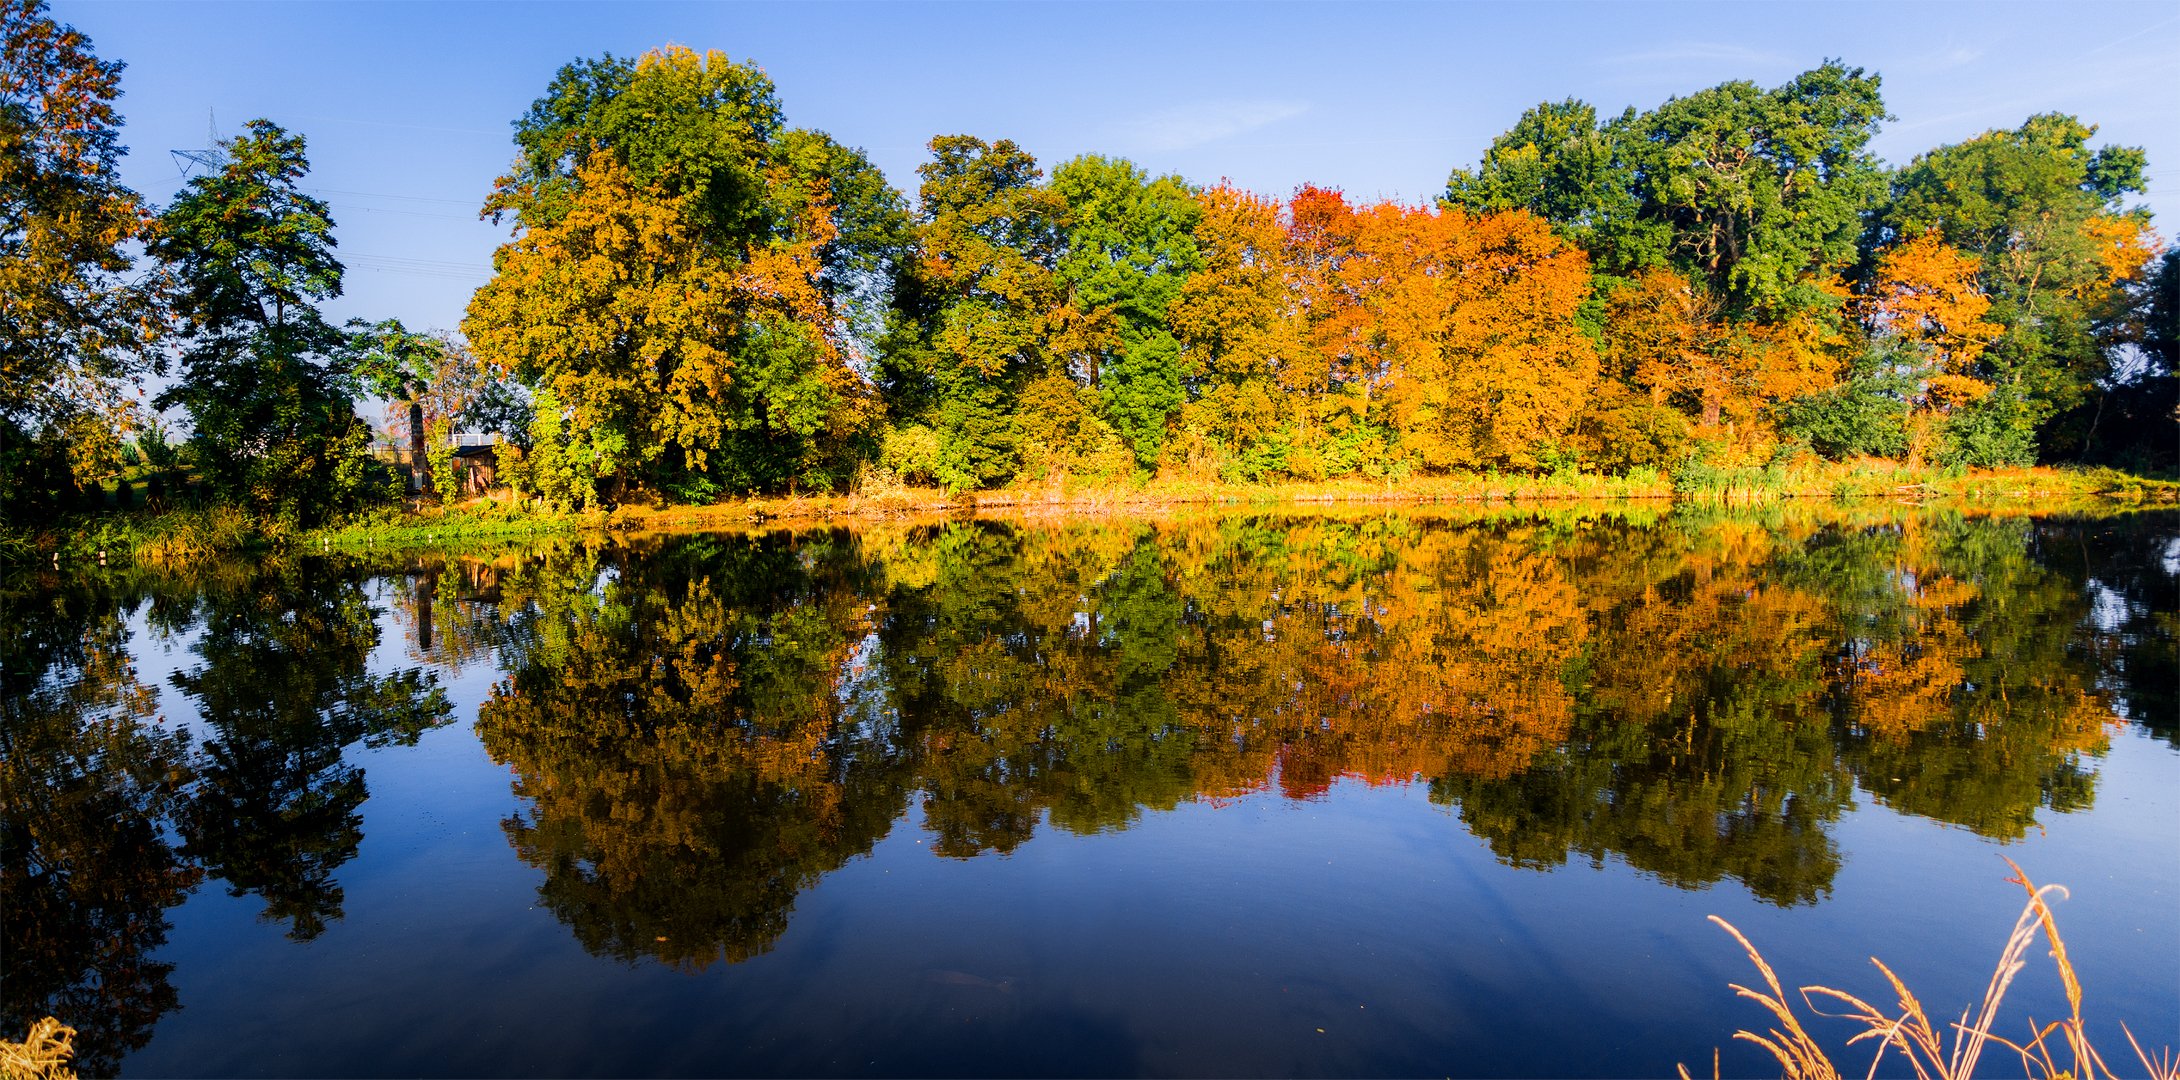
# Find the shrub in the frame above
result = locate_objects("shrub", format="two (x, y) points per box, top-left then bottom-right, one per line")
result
(1939, 389), (2040, 469)
(1778, 377), (1911, 460)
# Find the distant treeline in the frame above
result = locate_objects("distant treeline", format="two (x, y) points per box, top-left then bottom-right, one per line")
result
(6, 3), (2175, 521)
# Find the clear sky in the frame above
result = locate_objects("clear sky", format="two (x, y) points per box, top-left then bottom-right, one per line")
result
(56, 0), (2180, 337)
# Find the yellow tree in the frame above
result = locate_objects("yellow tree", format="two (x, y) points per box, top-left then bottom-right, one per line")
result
(1862, 232), (2002, 460)
(467, 151), (738, 506)
(466, 152), (872, 506)
(1170, 183), (1311, 471)
(1, 0), (159, 512)
(1338, 202), (1596, 471)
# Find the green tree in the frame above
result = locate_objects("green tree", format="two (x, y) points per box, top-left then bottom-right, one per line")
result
(771, 127), (915, 352)
(487, 49), (781, 244)
(148, 120), (384, 521)
(1446, 63), (1889, 323)
(1621, 61), (1889, 320)
(0, 0), (159, 516)
(1881, 113), (2154, 458)
(1443, 98), (1654, 270)
(1049, 155), (1202, 466)
(469, 48), (893, 501)
(879, 135), (1067, 490)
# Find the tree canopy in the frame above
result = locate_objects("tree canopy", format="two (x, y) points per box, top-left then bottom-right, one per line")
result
(2, 29), (2172, 523)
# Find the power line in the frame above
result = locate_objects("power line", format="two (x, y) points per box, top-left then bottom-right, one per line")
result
(304, 185), (480, 207)
(342, 252), (492, 281)
(324, 200), (480, 222)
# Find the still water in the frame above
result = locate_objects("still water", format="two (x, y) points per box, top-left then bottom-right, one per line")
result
(5, 504), (2176, 1077)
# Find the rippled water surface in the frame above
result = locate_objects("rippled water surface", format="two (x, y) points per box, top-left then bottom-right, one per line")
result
(5, 505), (2176, 1077)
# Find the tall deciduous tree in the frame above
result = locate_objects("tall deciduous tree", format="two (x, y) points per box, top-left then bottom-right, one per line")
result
(1171, 183), (1310, 476)
(1334, 202), (1597, 471)
(1881, 113), (2154, 460)
(0, 0), (157, 514)
(1447, 62), (1889, 324)
(880, 135), (1067, 490)
(1049, 155), (1202, 467)
(469, 46), (896, 502)
(468, 148), (871, 505)
(1621, 61), (1889, 321)
(149, 120), (381, 521)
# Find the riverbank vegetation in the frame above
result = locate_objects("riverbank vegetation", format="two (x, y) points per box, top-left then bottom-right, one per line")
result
(1689, 862), (2178, 1080)
(11, 460), (2178, 568)
(5, 0), (2175, 561)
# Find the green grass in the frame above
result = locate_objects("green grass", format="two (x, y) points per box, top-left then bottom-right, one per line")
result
(308, 502), (580, 551)
(7, 463), (2171, 568)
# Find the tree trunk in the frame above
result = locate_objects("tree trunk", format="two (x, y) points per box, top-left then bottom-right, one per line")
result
(407, 393), (427, 494)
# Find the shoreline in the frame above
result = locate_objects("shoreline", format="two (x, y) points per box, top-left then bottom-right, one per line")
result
(11, 464), (2178, 568)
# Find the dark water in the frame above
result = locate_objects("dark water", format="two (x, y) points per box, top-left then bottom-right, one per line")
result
(4, 505), (2176, 1078)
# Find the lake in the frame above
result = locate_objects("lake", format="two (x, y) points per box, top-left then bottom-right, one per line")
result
(5, 503), (2176, 1077)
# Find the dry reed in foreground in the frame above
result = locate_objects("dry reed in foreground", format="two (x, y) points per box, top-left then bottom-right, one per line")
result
(1684, 859), (2176, 1080)
(0, 1018), (76, 1080)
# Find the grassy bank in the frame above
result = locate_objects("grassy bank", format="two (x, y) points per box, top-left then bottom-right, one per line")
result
(7, 462), (2174, 568)
(590, 460), (2180, 535)
(1688, 861), (2177, 1080)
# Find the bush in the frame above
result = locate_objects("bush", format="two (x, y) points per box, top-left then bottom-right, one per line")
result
(1937, 389), (2039, 468)
(1573, 395), (1692, 473)
(1218, 434), (1291, 484)
(879, 424), (943, 486)
(1778, 377), (1910, 460)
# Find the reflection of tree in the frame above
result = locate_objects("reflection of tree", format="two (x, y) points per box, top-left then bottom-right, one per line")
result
(2070, 516), (2179, 750)
(382, 551), (533, 673)
(2, 588), (199, 1077)
(1814, 517), (2114, 838)
(164, 565), (452, 940)
(476, 537), (909, 968)
(476, 508), (2167, 958)
(1434, 518), (1849, 906)
(878, 523), (1203, 856)
(870, 518), (1589, 853)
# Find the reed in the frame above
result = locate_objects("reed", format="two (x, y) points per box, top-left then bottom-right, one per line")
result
(1684, 859), (2174, 1080)
(0, 1018), (76, 1080)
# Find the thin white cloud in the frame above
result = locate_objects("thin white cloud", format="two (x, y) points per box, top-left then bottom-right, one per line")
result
(1938, 45), (1983, 68)
(1112, 99), (1310, 153)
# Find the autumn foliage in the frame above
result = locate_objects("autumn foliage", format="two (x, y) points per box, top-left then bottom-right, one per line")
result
(431, 47), (2168, 504)
(4, 16), (2174, 521)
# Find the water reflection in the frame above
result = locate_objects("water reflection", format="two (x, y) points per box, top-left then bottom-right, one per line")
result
(455, 507), (2151, 958)
(2, 563), (452, 1071)
(2, 589), (198, 1077)
(474, 536), (908, 968)
(163, 571), (454, 939)
(3, 506), (2170, 1070)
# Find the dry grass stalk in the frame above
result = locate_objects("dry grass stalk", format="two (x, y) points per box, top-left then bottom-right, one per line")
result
(1687, 859), (2174, 1080)
(0, 1017), (77, 1080)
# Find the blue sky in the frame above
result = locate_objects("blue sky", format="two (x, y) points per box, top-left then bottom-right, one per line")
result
(58, 1), (2180, 336)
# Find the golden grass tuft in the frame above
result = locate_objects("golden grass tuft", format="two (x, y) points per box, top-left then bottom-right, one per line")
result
(0, 1018), (77, 1080)
(1683, 858), (2173, 1080)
